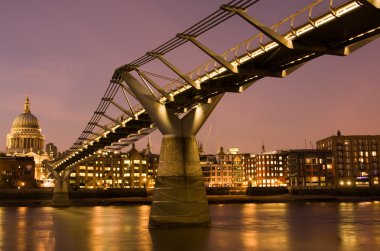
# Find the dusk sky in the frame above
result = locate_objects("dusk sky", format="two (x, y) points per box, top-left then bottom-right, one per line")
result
(1, 0), (379, 155)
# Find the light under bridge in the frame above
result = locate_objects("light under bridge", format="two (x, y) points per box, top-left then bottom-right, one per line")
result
(48, 0), (380, 228)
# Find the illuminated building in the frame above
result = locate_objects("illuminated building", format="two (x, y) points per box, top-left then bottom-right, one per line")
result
(69, 143), (158, 189)
(246, 151), (286, 187)
(284, 149), (333, 187)
(201, 147), (249, 187)
(317, 133), (380, 187)
(200, 154), (217, 187)
(5, 96), (49, 180)
(0, 156), (35, 188)
(246, 149), (333, 187)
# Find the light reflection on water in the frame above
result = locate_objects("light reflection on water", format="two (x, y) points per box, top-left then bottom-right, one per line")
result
(0, 202), (379, 251)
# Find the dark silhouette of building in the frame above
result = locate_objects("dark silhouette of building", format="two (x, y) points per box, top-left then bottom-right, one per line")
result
(46, 143), (58, 159)
(0, 156), (36, 188)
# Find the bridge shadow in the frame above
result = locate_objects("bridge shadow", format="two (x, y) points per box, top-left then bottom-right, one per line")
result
(149, 227), (211, 251)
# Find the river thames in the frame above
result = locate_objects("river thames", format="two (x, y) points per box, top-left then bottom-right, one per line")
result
(1, 202), (379, 251)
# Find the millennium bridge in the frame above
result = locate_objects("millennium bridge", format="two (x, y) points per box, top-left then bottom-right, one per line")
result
(47, 0), (380, 228)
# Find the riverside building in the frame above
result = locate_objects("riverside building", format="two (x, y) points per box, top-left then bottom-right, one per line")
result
(69, 143), (158, 189)
(200, 147), (249, 187)
(316, 132), (380, 187)
(245, 151), (286, 187)
(284, 149), (333, 187)
(0, 156), (35, 188)
(245, 149), (333, 187)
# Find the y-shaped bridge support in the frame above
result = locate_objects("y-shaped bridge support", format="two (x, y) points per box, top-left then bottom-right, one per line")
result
(45, 165), (72, 207)
(122, 72), (223, 228)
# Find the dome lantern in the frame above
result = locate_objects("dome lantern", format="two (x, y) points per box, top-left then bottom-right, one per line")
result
(24, 95), (31, 113)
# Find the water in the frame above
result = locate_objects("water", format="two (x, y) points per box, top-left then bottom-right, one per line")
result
(1, 202), (380, 251)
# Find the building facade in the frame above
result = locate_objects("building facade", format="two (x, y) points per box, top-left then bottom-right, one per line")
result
(245, 151), (286, 187)
(0, 156), (35, 188)
(69, 143), (158, 189)
(245, 149), (334, 187)
(317, 134), (380, 187)
(284, 149), (333, 187)
(200, 147), (249, 187)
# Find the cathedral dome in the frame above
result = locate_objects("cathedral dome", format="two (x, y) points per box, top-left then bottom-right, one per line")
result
(12, 112), (40, 129)
(11, 96), (40, 130)
(6, 96), (45, 155)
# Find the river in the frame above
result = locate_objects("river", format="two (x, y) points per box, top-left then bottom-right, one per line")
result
(0, 202), (379, 251)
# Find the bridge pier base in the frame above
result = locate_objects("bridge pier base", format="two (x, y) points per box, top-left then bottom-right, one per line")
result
(149, 135), (211, 228)
(45, 165), (71, 207)
(52, 175), (71, 207)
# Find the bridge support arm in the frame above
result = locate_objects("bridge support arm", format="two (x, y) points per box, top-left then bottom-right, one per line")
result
(222, 5), (293, 49)
(88, 122), (108, 131)
(147, 52), (201, 90)
(121, 71), (181, 135)
(177, 34), (238, 74)
(95, 112), (123, 126)
(137, 70), (174, 102)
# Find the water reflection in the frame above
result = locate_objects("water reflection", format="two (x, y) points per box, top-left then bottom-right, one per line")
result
(0, 202), (379, 250)
(339, 202), (380, 250)
(0, 207), (56, 251)
(150, 228), (210, 251)
(286, 203), (342, 251)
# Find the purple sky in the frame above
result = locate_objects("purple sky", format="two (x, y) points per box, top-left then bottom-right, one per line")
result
(1, 0), (379, 155)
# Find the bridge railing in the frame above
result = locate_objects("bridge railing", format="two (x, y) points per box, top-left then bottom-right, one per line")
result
(162, 0), (357, 93)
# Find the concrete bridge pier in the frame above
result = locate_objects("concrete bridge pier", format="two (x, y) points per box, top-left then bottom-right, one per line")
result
(52, 174), (70, 207)
(45, 165), (71, 207)
(122, 72), (223, 228)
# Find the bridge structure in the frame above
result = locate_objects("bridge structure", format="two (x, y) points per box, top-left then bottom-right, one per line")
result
(48, 0), (380, 227)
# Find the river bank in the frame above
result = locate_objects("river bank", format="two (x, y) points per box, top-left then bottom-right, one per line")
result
(1, 194), (380, 207)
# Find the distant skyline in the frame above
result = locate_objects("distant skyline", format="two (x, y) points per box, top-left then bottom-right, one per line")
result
(1, 0), (379, 155)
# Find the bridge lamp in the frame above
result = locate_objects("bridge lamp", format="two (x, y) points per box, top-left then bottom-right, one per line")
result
(336, 2), (360, 17)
